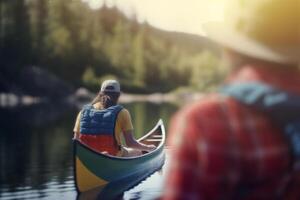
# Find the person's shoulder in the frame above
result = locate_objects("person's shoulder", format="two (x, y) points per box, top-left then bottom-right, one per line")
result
(81, 103), (97, 110)
(172, 94), (238, 133)
(119, 107), (129, 113)
(169, 94), (234, 144)
(93, 102), (102, 109)
(118, 107), (131, 117)
(168, 94), (228, 145)
(176, 94), (228, 118)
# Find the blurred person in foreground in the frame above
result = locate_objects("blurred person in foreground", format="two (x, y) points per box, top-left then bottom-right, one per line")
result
(73, 80), (155, 157)
(163, 0), (300, 199)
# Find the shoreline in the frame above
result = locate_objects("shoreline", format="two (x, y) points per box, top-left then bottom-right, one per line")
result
(0, 89), (204, 108)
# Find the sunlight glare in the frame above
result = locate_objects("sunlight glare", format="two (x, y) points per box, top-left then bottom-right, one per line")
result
(82, 0), (225, 35)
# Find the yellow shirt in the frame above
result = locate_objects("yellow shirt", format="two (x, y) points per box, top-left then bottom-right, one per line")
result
(73, 103), (134, 145)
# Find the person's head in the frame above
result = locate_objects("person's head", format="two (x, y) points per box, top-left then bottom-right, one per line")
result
(204, 0), (300, 69)
(91, 80), (121, 108)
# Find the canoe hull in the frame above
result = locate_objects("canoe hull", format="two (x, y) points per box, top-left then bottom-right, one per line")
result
(73, 120), (166, 194)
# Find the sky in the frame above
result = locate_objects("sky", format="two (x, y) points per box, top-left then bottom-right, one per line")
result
(82, 0), (225, 35)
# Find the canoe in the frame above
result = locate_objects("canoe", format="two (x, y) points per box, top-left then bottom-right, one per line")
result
(73, 119), (166, 195)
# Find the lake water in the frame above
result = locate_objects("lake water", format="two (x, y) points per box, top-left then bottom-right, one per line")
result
(0, 102), (178, 200)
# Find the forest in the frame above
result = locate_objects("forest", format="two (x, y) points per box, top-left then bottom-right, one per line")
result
(0, 0), (224, 96)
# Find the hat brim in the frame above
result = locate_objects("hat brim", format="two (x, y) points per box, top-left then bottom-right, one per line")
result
(101, 90), (120, 93)
(203, 22), (299, 64)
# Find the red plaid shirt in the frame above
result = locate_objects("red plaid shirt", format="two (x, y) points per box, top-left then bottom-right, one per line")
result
(163, 65), (300, 200)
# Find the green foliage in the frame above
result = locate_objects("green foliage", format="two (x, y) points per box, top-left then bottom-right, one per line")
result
(0, 0), (222, 94)
(82, 67), (98, 88)
(189, 51), (223, 91)
(82, 67), (118, 91)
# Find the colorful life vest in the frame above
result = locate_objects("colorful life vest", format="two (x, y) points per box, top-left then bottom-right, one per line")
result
(79, 104), (123, 155)
(221, 81), (300, 169)
(80, 104), (123, 135)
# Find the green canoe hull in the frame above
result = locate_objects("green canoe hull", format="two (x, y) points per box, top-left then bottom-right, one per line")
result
(73, 119), (166, 195)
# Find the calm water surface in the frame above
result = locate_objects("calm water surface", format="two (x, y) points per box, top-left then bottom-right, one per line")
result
(0, 102), (178, 200)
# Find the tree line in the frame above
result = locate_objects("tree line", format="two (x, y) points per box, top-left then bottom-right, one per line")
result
(0, 0), (224, 94)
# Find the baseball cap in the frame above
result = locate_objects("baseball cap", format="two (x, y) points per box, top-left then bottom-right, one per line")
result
(100, 80), (121, 93)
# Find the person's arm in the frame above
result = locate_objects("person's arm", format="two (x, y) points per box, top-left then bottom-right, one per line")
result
(73, 131), (80, 140)
(73, 112), (81, 139)
(119, 108), (155, 152)
(162, 111), (201, 199)
(162, 102), (240, 200)
(123, 130), (156, 152)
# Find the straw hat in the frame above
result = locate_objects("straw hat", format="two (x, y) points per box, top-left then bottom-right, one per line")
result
(203, 0), (300, 64)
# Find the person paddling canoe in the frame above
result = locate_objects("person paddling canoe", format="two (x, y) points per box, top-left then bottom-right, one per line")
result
(73, 80), (155, 157)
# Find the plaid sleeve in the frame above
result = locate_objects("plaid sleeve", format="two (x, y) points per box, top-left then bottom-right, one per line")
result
(162, 100), (240, 200)
(163, 109), (200, 200)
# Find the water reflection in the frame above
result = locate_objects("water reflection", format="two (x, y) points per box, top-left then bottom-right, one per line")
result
(0, 102), (177, 200)
(124, 102), (176, 137)
(0, 102), (78, 200)
(123, 148), (172, 200)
